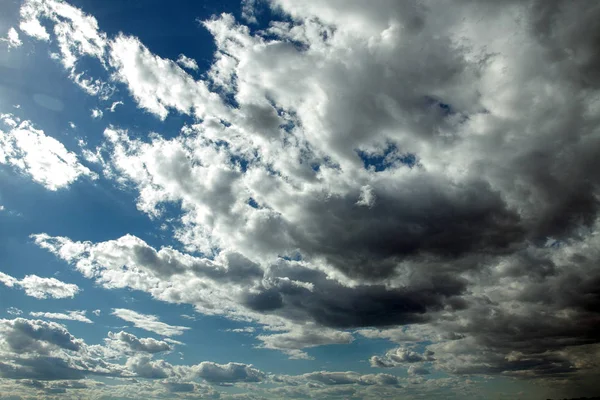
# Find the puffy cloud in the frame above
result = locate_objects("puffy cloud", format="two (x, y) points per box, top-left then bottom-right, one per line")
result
(176, 54), (199, 71)
(19, 0), (113, 97)
(106, 331), (172, 354)
(0, 318), (83, 353)
(6, 307), (23, 316)
(90, 108), (103, 119)
(29, 311), (92, 324)
(15, 0), (600, 395)
(257, 325), (354, 359)
(1, 28), (22, 48)
(108, 35), (229, 120)
(111, 309), (189, 337)
(0, 272), (79, 299)
(370, 347), (435, 368)
(0, 114), (96, 190)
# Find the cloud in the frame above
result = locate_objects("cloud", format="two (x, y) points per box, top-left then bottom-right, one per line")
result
(176, 54), (199, 71)
(0, 114), (96, 190)
(0, 272), (79, 299)
(106, 331), (172, 354)
(193, 361), (265, 384)
(6, 307), (22, 316)
(29, 311), (92, 324)
(90, 108), (103, 119)
(13, 0), (600, 395)
(370, 347), (435, 368)
(19, 0), (114, 97)
(0, 318), (82, 353)
(111, 309), (189, 337)
(1, 27), (22, 48)
(108, 34), (228, 120)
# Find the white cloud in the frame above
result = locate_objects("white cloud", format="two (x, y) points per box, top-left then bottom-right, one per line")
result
(0, 272), (79, 299)
(193, 361), (265, 383)
(106, 331), (172, 353)
(90, 108), (103, 119)
(109, 101), (123, 112)
(1, 27), (22, 48)
(176, 54), (198, 71)
(111, 309), (189, 337)
(6, 307), (23, 316)
(108, 34), (229, 120)
(92, 309), (101, 316)
(29, 310), (92, 324)
(0, 114), (96, 190)
(19, 0), (114, 97)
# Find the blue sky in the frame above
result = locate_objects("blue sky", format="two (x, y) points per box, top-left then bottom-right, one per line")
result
(1, 0), (600, 399)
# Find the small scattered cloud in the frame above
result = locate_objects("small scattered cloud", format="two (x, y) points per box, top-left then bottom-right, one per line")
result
(109, 101), (123, 112)
(29, 310), (92, 324)
(0, 114), (96, 190)
(111, 309), (189, 337)
(0, 272), (79, 299)
(90, 108), (103, 119)
(176, 54), (198, 71)
(106, 331), (172, 353)
(1, 27), (22, 48)
(6, 307), (23, 316)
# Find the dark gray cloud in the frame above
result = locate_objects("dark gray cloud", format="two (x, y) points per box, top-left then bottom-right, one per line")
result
(17, 0), (600, 396)
(0, 357), (87, 381)
(0, 318), (82, 354)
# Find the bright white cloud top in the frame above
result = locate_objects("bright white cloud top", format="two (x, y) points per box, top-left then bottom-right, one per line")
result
(0, 0), (599, 399)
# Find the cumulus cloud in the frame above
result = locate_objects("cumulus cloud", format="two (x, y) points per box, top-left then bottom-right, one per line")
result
(1, 27), (22, 48)
(370, 347), (435, 368)
(176, 54), (199, 71)
(0, 114), (96, 190)
(29, 311), (92, 324)
(111, 309), (189, 337)
(106, 331), (172, 354)
(108, 35), (229, 120)
(193, 361), (265, 384)
(0, 272), (79, 299)
(90, 108), (103, 119)
(13, 0), (600, 396)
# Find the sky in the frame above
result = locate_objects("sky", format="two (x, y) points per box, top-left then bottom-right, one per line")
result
(0, 0), (599, 399)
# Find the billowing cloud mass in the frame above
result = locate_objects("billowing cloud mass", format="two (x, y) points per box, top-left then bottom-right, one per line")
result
(0, 272), (80, 299)
(2, 0), (600, 398)
(0, 114), (96, 190)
